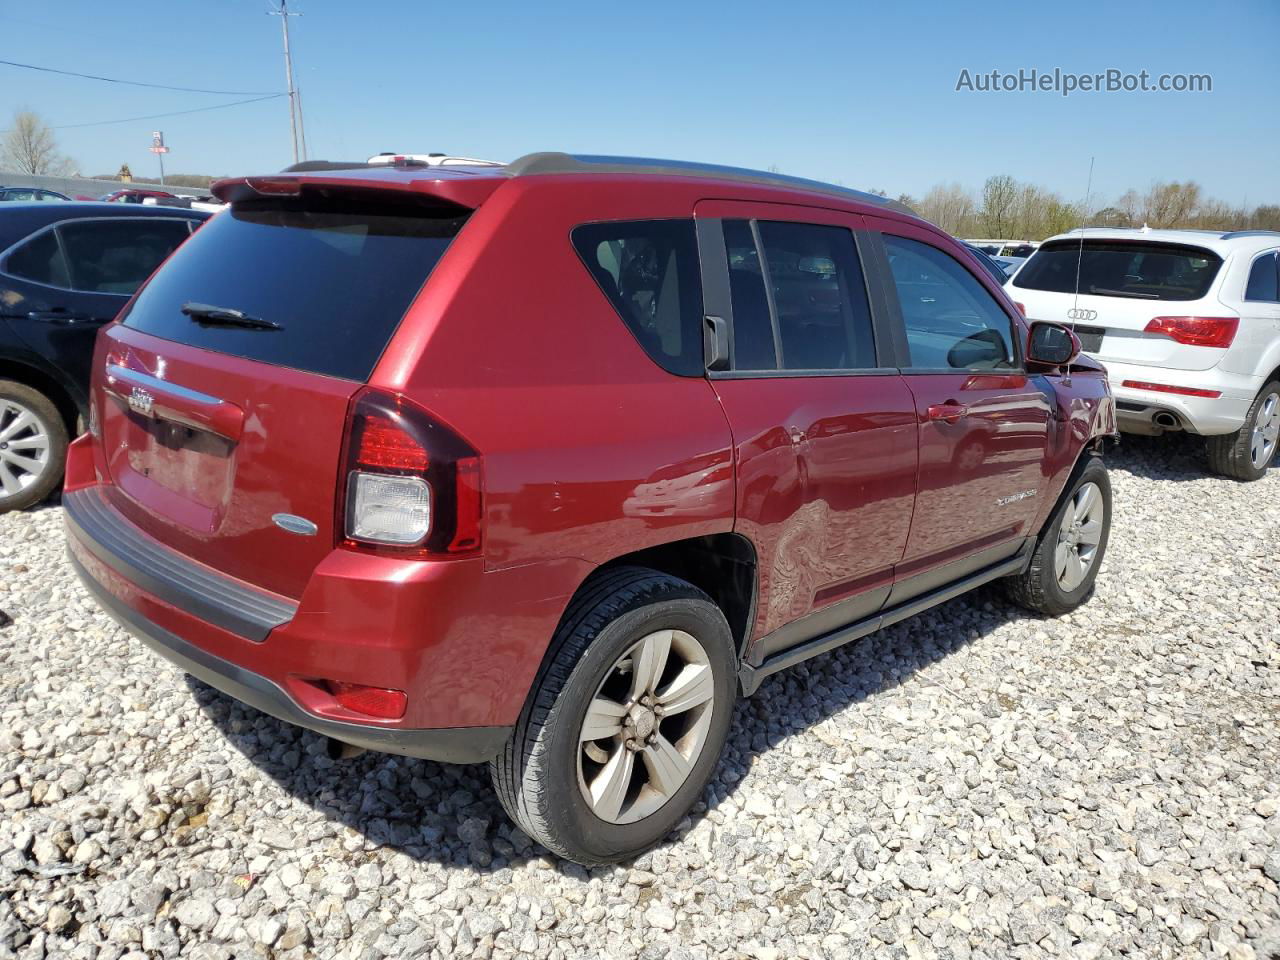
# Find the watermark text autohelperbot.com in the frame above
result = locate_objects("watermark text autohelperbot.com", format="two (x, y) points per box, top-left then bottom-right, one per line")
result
(956, 68), (1212, 97)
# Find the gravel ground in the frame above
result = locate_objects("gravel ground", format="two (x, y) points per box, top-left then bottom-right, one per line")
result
(1, 434), (1278, 960)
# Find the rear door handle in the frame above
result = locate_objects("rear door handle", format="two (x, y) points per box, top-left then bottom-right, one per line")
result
(926, 402), (968, 423)
(103, 363), (245, 441)
(27, 309), (92, 324)
(703, 315), (730, 371)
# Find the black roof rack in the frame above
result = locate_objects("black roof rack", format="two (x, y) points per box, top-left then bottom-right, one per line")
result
(505, 153), (917, 216)
(280, 160), (390, 172)
(1220, 229), (1280, 240)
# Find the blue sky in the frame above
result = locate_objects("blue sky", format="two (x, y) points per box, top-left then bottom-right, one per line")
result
(4, 0), (1277, 207)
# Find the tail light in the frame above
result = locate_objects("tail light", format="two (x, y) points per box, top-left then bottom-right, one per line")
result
(337, 388), (482, 558)
(1143, 316), (1239, 348)
(1014, 302), (1026, 316)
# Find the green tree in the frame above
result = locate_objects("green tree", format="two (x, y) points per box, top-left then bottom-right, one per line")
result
(979, 175), (1018, 236)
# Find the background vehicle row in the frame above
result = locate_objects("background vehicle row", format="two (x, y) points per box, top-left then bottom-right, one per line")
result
(0, 203), (207, 509)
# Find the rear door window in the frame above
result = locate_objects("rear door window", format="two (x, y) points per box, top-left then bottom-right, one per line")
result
(1245, 252), (1279, 302)
(4, 229), (71, 287)
(571, 219), (704, 377)
(122, 196), (467, 381)
(1013, 240), (1222, 301)
(722, 219), (876, 372)
(883, 234), (1017, 371)
(59, 219), (193, 294)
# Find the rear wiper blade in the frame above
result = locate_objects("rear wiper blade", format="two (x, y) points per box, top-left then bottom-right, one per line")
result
(181, 302), (282, 330)
(1087, 287), (1159, 300)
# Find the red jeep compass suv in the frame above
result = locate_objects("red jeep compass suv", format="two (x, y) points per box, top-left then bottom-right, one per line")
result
(64, 154), (1117, 864)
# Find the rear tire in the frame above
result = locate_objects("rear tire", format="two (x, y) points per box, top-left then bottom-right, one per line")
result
(1006, 456), (1111, 616)
(0, 380), (68, 513)
(1206, 381), (1279, 482)
(490, 567), (736, 865)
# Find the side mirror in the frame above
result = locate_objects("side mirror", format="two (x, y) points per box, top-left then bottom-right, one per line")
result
(1026, 321), (1080, 368)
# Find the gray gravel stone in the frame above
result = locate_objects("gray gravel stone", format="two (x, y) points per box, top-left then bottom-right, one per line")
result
(174, 896), (217, 932)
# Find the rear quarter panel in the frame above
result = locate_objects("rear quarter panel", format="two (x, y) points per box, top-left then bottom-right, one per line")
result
(375, 176), (739, 576)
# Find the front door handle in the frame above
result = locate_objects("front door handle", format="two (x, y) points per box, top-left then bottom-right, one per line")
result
(927, 401), (968, 423)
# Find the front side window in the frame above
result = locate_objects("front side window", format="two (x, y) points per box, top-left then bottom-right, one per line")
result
(1245, 252), (1279, 303)
(571, 219), (703, 377)
(722, 219), (876, 372)
(4, 229), (71, 288)
(59, 219), (193, 294)
(883, 234), (1017, 371)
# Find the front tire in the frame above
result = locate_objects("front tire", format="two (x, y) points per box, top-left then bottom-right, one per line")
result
(0, 380), (68, 513)
(1006, 456), (1111, 616)
(1206, 381), (1279, 481)
(490, 567), (737, 865)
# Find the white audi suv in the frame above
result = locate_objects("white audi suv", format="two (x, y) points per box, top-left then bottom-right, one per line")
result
(1010, 227), (1280, 480)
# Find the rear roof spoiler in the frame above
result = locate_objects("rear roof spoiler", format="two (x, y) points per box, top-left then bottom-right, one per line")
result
(211, 173), (501, 210)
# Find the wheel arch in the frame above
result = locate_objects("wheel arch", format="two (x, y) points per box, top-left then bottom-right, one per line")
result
(0, 356), (83, 439)
(592, 532), (758, 661)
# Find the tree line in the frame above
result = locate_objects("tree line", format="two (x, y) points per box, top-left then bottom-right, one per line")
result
(895, 175), (1280, 239)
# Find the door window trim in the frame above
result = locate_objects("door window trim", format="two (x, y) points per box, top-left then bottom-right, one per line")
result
(866, 227), (1026, 374)
(0, 215), (198, 295)
(695, 215), (900, 379)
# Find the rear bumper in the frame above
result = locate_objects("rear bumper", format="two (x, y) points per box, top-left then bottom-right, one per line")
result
(62, 455), (585, 761)
(1103, 359), (1259, 436)
(70, 550), (511, 763)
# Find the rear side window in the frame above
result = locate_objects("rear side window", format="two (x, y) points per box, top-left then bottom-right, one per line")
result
(122, 197), (466, 381)
(5, 229), (70, 287)
(60, 219), (192, 294)
(723, 219), (876, 372)
(1245, 252), (1279, 302)
(1013, 240), (1222, 301)
(883, 234), (1016, 371)
(571, 219), (703, 377)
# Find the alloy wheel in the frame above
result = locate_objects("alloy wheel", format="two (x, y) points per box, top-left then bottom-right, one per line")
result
(0, 400), (51, 499)
(1055, 481), (1104, 592)
(577, 629), (716, 825)
(1250, 391), (1279, 470)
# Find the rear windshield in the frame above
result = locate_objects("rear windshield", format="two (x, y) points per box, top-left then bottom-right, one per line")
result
(1012, 239), (1221, 301)
(121, 195), (467, 381)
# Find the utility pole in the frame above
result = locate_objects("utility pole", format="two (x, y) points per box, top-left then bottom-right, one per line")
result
(295, 86), (308, 161)
(269, 0), (304, 164)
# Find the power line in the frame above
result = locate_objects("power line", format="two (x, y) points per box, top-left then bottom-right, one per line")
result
(48, 94), (286, 130)
(0, 58), (280, 97)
